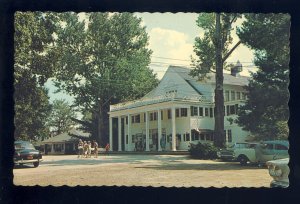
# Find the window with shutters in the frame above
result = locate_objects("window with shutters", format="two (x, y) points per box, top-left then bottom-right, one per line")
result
(181, 108), (187, 117)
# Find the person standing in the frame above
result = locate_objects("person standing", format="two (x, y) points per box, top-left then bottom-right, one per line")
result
(83, 141), (88, 158)
(93, 140), (99, 158)
(77, 139), (84, 158)
(105, 143), (110, 155)
(87, 141), (92, 158)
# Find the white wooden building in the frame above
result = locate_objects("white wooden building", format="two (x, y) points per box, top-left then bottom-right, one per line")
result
(108, 65), (250, 152)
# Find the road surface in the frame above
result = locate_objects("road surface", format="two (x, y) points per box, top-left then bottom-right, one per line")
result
(13, 154), (272, 187)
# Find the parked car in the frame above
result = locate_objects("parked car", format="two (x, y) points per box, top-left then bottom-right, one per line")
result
(266, 158), (289, 188)
(14, 140), (43, 167)
(217, 142), (258, 161)
(233, 140), (289, 165)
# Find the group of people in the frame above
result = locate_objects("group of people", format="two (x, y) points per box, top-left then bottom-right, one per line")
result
(77, 139), (99, 158)
(77, 139), (110, 158)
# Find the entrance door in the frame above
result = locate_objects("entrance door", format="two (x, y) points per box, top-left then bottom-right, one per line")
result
(45, 144), (49, 155)
(134, 133), (144, 151)
(150, 129), (158, 151)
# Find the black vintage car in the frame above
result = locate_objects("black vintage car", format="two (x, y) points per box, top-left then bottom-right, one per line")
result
(14, 140), (43, 167)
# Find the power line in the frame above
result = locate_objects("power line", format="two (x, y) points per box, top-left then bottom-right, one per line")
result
(149, 63), (258, 69)
(152, 55), (254, 64)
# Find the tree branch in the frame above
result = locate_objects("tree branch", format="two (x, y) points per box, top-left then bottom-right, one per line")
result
(222, 40), (241, 63)
(210, 69), (216, 73)
(230, 15), (237, 26)
(71, 80), (93, 110)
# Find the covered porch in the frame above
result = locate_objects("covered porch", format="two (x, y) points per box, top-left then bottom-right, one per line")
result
(109, 99), (200, 152)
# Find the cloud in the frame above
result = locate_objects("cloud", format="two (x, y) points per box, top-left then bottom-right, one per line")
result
(149, 28), (195, 62)
(148, 28), (196, 79)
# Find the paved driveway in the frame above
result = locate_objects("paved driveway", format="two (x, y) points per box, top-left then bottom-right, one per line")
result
(13, 154), (272, 187)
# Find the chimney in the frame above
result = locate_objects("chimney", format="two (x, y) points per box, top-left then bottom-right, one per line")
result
(231, 60), (243, 77)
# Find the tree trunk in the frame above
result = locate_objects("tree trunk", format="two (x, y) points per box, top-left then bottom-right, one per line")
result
(97, 105), (104, 145)
(214, 13), (225, 148)
(97, 103), (111, 146)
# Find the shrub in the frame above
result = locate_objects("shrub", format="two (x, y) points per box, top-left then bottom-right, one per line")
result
(188, 142), (218, 159)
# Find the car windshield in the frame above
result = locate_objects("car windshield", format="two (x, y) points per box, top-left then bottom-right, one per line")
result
(15, 142), (35, 150)
(228, 143), (257, 149)
(228, 144), (235, 148)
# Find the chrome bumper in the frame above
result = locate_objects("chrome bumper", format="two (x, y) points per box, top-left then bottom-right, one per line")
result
(270, 180), (289, 188)
(14, 159), (43, 164)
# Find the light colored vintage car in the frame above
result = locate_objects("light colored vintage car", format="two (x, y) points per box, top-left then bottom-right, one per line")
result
(266, 158), (289, 188)
(217, 142), (258, 161)
(233, 140), (289, 165)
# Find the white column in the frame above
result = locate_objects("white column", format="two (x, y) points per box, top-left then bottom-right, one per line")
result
(127, 114), (131, 151)
(118, 116), (122, 151)
(171, 107), (176, 151)
(109, 116), (113, 151)
(145, 111), (150, 151)
(158, 109), (162, 151)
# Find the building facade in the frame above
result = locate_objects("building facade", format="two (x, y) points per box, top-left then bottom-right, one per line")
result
(108, 65), (250, 152)
(40, 129), (90, 154)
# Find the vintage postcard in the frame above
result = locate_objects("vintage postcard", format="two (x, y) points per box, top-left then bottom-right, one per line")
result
(13, 12), (290, 188)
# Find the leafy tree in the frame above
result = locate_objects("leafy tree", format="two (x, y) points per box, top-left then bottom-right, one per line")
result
(52, 12), (158, 145)
(191, 13), (241, 147)
(15, 12), (58, 84)
(47, 99), (77, 135)
(14, 12), (58, 141)
(236, 14), (290, 140)
(14, 69), (52, 141)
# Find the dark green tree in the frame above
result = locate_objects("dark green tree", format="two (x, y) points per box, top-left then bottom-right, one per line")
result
(14, 69), (52, 141)
(53, 12), (158, 145)
(236, 14), (290, 140)
(191, 13), (241, 147)
(47, 99), (77, 135)
(14, 12), (58, 140)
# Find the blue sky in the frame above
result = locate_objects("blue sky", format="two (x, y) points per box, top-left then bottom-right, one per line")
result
(46, 12), (255, 104)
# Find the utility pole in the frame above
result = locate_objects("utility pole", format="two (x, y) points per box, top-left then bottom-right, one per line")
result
(214, 13), (225, 148)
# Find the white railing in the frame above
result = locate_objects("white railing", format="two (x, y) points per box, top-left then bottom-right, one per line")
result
(110, 93), (212, 111)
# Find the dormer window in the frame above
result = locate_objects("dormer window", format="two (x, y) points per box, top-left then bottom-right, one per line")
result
(165, 90), (177, 97)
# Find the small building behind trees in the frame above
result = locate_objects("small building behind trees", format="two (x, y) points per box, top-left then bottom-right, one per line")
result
(40, 129), (90, 155)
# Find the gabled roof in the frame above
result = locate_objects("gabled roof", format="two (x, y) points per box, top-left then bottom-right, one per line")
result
(110, 65), (249, 112)
(169, 66), (249, 86)
(41, 129), (90, 143)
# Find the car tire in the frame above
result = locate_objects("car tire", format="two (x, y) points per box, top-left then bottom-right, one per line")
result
(238, 155), (249, 166)
(33, 161), (39, 168)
